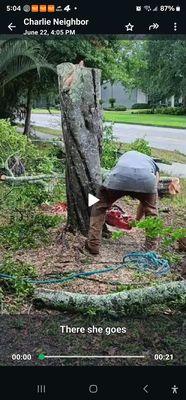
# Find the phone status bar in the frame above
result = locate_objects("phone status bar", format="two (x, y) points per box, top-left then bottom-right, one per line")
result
(0, 1), (185, 35)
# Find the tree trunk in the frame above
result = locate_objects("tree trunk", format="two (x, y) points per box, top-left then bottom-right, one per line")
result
(23, 87), (32, 136)
(34, 281), (186, 317)
(182, 95), (186, 108)
(57, 63), (102, 235)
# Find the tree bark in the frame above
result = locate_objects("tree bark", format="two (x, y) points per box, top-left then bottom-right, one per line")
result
(57, 63), (102, 235)
(182, 95), (186, 108)
(23, 87), (32, 136)
(34, 281), (186, 317)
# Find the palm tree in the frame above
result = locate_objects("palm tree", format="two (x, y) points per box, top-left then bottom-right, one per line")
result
(0, 39), (56, 135)
(0, 39), (53, 85)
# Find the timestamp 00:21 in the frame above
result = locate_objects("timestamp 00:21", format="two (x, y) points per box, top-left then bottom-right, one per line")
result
(23, 29), (76, 36)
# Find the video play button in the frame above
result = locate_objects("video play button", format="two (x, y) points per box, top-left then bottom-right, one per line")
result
(88, 194), (99, 207)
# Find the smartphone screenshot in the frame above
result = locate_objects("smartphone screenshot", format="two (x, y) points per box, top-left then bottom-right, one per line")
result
(0, 1), (185, 398)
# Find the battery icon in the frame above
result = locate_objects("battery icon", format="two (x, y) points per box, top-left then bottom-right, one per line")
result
(176, 6), (181, 11)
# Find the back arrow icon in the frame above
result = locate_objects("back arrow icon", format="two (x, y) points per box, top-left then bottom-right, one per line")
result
(143, 385), (149, 393)
(8, 23), (16, 31)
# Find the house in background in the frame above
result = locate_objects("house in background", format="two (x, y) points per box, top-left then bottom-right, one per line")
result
(102, 81), (148, 108)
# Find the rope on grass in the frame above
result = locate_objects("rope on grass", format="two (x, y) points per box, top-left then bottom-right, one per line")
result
(123, 252), (170, 276)
(0, 251), (170, 286)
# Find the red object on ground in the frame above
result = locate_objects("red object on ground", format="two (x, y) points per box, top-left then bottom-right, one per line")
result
(50, 202), (67, 214)
(105, 205), (133, 230)
(41, 202), (67, 215)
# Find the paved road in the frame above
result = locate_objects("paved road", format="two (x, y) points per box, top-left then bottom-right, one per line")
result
(31, 113), (186, 154)
(111, 123), (186, 154)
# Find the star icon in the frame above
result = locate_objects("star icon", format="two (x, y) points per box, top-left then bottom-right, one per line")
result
(171, 385), (179, 394)
(125, 23), (134, 31)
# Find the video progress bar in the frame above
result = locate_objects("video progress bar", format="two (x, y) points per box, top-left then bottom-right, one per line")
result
(44, 355), (146, 359)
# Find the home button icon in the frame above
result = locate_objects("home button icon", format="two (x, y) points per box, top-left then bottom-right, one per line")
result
(89, 384), (98, 394)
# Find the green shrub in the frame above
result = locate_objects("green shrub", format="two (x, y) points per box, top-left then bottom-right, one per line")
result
(125, 138), (152, 156)
(155, 107), (186, 115)
(136, 217), (164, 239)
(0, 257), (37, 298)
(131, 110), (154, 115)
(0, 287), (4, 304)
(0, 214), (64, 250)
(113, 106), (127, 111)
(109, 98), (116, 108)
(136, 217), (186, 246)
(0, 119), (58, 175)
(111, 231), (125, 240)
(101, 125), (119, 169)
(132, 103), (150, 109)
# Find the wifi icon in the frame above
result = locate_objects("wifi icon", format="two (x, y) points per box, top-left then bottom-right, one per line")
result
(144, 5), (151, 11)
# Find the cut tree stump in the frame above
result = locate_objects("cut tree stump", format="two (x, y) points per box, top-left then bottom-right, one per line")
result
(34, 281), (186, 317)
(158, 177), (180, 197)
(57, 62), (102, 235)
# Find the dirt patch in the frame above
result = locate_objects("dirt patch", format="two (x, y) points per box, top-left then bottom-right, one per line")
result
(2, 197), (184, 313)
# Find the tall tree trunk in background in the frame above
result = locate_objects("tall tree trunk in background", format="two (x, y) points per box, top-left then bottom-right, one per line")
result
(23, 87), (32, 136)
(57, 63), (102, 235)
(183, 95), (186, 107)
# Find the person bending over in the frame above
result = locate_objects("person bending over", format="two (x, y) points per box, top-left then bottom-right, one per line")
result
(86, 150), (160, 255)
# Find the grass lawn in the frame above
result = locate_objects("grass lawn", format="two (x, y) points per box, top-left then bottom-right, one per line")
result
(32, 108), (186, 128)
(33, 125), (62, 136)
(104, 111), (186, 129)
(16, 123), (62, 137)
(32, 108), (60, 114)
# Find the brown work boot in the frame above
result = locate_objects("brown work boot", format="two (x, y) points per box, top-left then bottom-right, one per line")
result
(85, 240), (100, 255)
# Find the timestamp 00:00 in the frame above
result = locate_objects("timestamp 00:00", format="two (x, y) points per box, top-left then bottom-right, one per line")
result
(24, 29), (76, 36)
(12, 354), (32, 361)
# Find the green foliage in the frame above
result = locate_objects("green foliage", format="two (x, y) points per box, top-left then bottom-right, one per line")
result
(161, 252), (183, 266)
(0, 214), (64, 250)
(109, 98), (116, 108)
(101, 125), (119, 169)
(126, 138), (152, 156)
(136, 217), (164, 239)
(136, 217), (186, 248)
(101, 129), (152, 170)
(113, 106), (127, 111)
(111, 231), (125, 240)
(131, 41), (186, 105)
(0, 287), (4, 304)
(0, 257), (37, 298)
(132, 103), (150, 109)
(131, 110), (154, 115)
(0, 120), (57, 175)
(155, 107), (186, 115)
